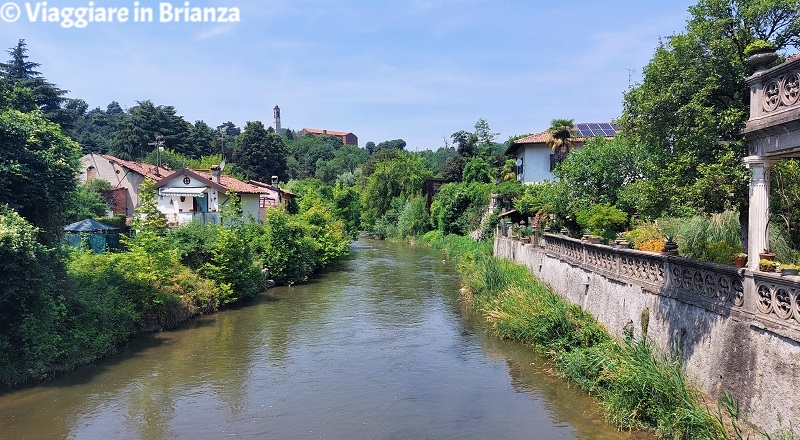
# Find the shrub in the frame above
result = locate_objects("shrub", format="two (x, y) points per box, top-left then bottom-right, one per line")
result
(576, 204), (628, 241)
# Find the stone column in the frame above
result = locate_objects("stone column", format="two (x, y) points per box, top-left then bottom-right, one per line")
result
(743, 156), (775, 270)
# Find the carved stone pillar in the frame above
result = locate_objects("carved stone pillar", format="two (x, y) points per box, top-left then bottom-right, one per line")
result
(743, 156), (775, 270)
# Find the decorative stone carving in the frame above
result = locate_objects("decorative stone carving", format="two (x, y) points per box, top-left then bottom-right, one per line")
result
(761, 69), (800, 113)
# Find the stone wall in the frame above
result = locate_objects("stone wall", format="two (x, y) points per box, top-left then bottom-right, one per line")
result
(494, 234), (800, 434)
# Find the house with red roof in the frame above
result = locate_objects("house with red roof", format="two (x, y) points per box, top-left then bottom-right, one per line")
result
(154, 166), (269, 226)
(79, 153), (274, 226)
(79, 153), (171, 220)
(505, 122), (620, 184)
(300, 128), (358, 146)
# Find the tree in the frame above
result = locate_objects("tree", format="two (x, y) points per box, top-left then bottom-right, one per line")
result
(440, 155), (466, 182)
(462, 156), (494, 183)
(110, 101), (192, 160)
(620, 0), (800, 218)
(1, 39), (73, 129)
(546, 118), (574, 165)
(188, 120), (217, 157)
(0, 109), (81, 244)
(234, 120), (289, 182)
(361, 150), (431, 227)
(451, 130), (477, 157)
(375, 139), (406, 152)
(288, 133), (341, 178)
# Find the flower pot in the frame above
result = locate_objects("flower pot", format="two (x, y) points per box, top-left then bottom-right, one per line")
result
(589, 237), (602, 244)
(781, 268), (798, 276)
(733, 257), (747, 269)
(520, 237), (531, 244)
(746, 50), (778, 69)
(759, 252), (776, 261)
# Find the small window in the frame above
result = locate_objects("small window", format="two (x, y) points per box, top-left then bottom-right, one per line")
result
(86, 166), (97, 180)
(549, 154), (556, 171)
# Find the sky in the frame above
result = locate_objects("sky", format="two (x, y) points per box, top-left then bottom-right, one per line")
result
(0, 0), (698, 150)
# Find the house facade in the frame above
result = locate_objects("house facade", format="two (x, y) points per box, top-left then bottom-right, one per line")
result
(79, 153), (169, 220)
(505, 122), (619, 184)
(154, 167), (268, 226)
(300, 128), (358, 146)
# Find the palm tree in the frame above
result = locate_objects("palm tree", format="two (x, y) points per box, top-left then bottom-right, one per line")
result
(546, 118), (575, 165)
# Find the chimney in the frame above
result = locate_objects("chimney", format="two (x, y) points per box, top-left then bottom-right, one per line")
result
(211, 165), (221, 183)
(271, 175), (278, 185)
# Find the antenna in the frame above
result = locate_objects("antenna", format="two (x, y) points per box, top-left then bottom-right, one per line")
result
(625, 68), (635, 88)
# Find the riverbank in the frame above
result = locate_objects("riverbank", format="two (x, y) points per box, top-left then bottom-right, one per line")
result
(418, 231), (732, 439)
(1, 202), (351, 388)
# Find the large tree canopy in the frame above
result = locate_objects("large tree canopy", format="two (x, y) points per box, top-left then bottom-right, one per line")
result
(620, 0), (800, 217)
(0, 109), (81, 244)
(233, 120), (289, 183)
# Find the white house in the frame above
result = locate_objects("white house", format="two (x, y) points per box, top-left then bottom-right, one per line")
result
(505, 122), (620, 184)
(154, 167), (268, 226)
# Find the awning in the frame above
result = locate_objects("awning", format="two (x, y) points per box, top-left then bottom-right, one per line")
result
(159, 187), (208, 197)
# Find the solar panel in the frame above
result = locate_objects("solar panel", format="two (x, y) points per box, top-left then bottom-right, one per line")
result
(572, 122), (620, 138)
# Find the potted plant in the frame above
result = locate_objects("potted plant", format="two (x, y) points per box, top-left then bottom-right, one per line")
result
(781, 263), (799, 276)
(661, 235), (679, 256)
(733, 253), (748, 269)
(745, 39), (778, 68)
(759, 249), (776, 261)
(759, 258), (777, 272)
(588, 235), (602, 244)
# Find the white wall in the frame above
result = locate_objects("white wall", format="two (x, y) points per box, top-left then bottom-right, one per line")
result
(514, 142), (584, 184)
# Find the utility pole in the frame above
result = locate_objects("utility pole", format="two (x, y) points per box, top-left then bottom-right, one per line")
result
(148, 133), (165, 176)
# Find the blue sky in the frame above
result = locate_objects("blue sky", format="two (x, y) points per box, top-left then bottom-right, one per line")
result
(0, 0), (696, 150)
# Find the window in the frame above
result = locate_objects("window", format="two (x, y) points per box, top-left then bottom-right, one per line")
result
(86, 166), (97, 180)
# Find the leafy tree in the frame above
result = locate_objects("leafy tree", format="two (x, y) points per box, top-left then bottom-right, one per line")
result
(365, 141), (377, 154)
(440, 155), (466, 182)
(417, 147), (458, 176)
(553, 135), (642, 213)
(0, 109), (81, 244)
(462, 156), (494, 183)
(234, 120), (289, 182)
(375, 138), (406, 152)
(314, 144), (369, 184)
(188, 120), (217, 157)
(430, 182), (493, 235)
(620, 0), (800, 219)
(451, 129), (477, 157)
(361, 150), (431, 227)
(65, 179), (112, 223)
(288, 133), (341, 178)
(110, 100), (192, 160)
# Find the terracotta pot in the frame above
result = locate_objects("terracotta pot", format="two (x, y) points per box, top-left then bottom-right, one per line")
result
(733, 257), (747, 269)
(759, 252), (776, 261)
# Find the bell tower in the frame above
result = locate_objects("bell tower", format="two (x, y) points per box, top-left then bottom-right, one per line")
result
(273, 105), (281, 134)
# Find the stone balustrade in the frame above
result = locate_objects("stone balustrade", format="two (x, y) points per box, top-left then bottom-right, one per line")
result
(540, 233), (800, 341)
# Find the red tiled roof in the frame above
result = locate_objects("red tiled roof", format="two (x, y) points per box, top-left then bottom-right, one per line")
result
(301, 128), (352, 137)
(101, 154), (170, 181)
(507, 123), (616, 155)
(184, 169), (269, 194)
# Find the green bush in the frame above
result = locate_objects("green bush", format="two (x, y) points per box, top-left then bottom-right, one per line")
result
(395, 197), (430, 239)
(576, 203), (628, 240)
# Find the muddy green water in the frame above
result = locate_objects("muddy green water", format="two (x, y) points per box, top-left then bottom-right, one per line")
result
(0, 239), (653, 439)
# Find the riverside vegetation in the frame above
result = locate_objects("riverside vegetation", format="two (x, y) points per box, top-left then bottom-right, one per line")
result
(419, 232), (799, 440)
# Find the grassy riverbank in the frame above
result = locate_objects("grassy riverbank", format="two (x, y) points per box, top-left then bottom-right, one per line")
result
(419, 231), (730, 439)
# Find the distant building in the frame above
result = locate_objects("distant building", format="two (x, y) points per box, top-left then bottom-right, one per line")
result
(505, 122), (620, 184)
(274, 105), (281, 134)
(300, 128), (358, 146)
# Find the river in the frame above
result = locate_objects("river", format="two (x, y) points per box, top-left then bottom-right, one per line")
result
(0, 239), (652, 439)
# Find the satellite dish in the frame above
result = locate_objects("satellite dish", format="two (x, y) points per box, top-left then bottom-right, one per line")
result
(219, 160), (226, 172)
(515, 159), (522, 166)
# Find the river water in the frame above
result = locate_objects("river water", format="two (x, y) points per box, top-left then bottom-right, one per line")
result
(0, 239), (652, 439)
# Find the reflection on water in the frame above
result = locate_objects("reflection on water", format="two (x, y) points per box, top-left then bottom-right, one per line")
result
(0, 239), (653, 440)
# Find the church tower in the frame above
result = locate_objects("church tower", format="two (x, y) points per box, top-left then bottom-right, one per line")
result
(273, 105), (281, 134)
